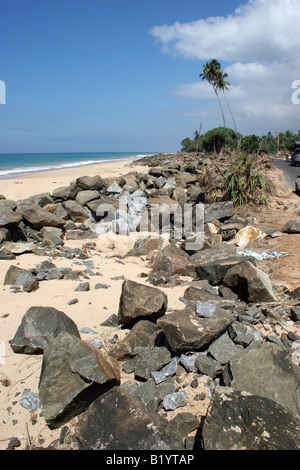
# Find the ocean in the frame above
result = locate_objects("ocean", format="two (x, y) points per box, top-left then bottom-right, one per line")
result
(0, 151), (155, 179)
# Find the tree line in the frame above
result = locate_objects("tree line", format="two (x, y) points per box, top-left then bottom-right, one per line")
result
(181, 128), (300, 154)
(181, 59), (300, 154)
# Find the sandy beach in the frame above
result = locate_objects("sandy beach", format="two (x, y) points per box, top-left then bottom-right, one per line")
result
(0, 155), (299, 450)
(0, 158), (190, 450)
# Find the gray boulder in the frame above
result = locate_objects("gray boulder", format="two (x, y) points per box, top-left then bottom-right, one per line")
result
(39, 332), (120, 428)
(10, 306), (80, 354)
(75, 387), (185, 450)
(118, 279), (168, 324)
(223, 341), (300, 417)
(122, 346), (171, 380)
(108, 320), (164, 360)
(4, 265), (36, 287)
(223, 260), (277, 302)
(201, 386), (300, 450)
(62, 200), (89, 223)
(282, 220), (300, 233)
(204, 201), (235, 223)
(157, 303), (233, 353)
(23, 205), (66, 230)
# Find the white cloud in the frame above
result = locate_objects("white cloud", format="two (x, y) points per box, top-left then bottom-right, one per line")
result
(150, 0), (300, 135)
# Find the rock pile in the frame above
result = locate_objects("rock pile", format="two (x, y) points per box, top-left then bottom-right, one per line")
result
(3, 152), (300, 450)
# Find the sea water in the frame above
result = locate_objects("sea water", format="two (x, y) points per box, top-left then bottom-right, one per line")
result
(0, 151), (155, 179)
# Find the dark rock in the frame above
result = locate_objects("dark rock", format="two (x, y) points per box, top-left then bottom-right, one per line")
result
(39, 332), (120, 429)
(157, 303), (233, 353)
(194, 354), (223, 378)
(65, 229), (98, 240)
(148, 243), (189, 286)
(118, 279), (167, 324)
(282, 220), (300, 233)
(291, 306), (300, 322)
(126, 237), (163, 257)
(75, 387), (184, 450)
(195, 255), (256, 286)
(22, 278), (40, 293)
(123, 346), (171, 380)
(75, 190), (100, 206)
(201, 386), (300, 450)
(10, 306), (80, 354)
(204, 201), (235, 224)
(223, 260), (277, 302)
(75, 282), (90, 292)
(23, 205), (66, 230)
(62, 200), (89, 223)
(207, 331), (244, 364)
(223, 341), (300, 417)
(100, 314), (119, 327)
(4, 265), (36, 287)
(108, 320), (163, 360)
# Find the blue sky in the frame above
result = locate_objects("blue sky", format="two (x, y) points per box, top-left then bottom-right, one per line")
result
(0, 0), (300, 154)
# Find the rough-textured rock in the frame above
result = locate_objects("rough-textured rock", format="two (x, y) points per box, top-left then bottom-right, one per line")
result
(75, 387), (185, 450)
(207, 331), (244, 364)
(75, 190), (100, 206)
(118, 279), (168, 324)
(123, 346), (171, 380)
(204, 201), (235, 224)
(10, 306), (80, 354)
(195, 255), (256, 286)
(223, 341), (300, 417)
(201, 386), (300, 450)
(4, 265), (36, 287)
(148, 243), (190, 286)
(223, 260), (277, 302)
(108, 320), (164, 360)
(62, 200), (89, 223)
(157, 303), (233, 353)
(23, 205), (66, 230)
(39, 332), (120, 429)
(282, 220), (300, 233)
(194, 354), (223, 378)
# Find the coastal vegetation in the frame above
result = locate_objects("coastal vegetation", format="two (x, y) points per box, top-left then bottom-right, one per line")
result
(181, 128), (300, 155)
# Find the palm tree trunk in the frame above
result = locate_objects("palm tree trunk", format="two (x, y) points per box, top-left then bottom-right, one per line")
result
(222, 90), (241, 151)
(213, 86), (226, 128)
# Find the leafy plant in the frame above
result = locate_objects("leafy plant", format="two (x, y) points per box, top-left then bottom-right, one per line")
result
(222, 153), (267, 207)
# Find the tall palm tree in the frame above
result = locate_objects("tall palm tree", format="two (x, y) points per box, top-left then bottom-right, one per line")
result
(200, 59), (226, 128)
(214, 70), (240, 150)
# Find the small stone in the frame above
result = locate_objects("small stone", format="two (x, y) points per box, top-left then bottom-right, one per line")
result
(75, 282), (90, 292)
(162, 391), (187, 411)
(19, 391), (40, 411)
(67, 298), (79, 306)
(195, 302), (217, 318)
(95, 283), (110, 289)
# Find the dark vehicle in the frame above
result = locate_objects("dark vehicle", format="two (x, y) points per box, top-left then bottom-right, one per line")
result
(296, 175), (300, 194)
(291, 153), (300, 166)
(291, 141), (300, 166)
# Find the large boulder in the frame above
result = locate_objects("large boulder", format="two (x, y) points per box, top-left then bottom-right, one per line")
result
(10, 306), (80, 354)
(222, 260), (277, 302)
(22, 205), (66, 230)
(148, 243), (190, 286)
(108, 320), (164, 360)
(38, 332), (120, 429)
(282, 220), (300, 233)
(62, 200), (89, 223)
(118, 280), (168, 325)
(157, 302), (233, 353)
(204, 201), (235, 224)
(222, 341), (300, 417)
(4, 265), (37, 287)
(201, 386), (300, 450)
(75, 387), (185, 450)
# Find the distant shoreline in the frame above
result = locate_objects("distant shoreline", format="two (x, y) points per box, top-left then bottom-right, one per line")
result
(0, 152), (156, 180)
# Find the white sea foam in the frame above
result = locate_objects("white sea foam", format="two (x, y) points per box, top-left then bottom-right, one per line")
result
(0, 154), (154, 178)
